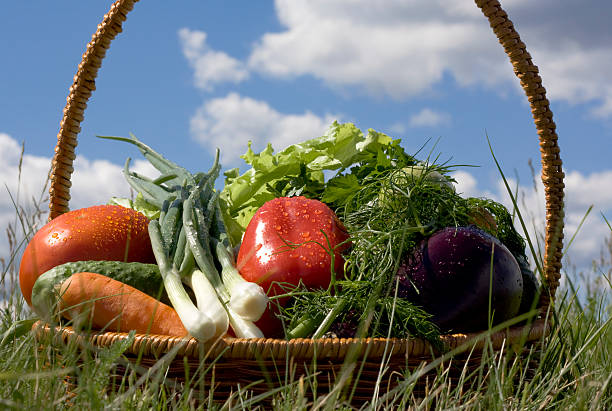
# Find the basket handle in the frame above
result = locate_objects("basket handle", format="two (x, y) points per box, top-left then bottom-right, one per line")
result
(48, 0), (564, 305)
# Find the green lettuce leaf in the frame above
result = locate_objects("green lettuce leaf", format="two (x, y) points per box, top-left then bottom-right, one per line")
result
(219, 121), (406, 245)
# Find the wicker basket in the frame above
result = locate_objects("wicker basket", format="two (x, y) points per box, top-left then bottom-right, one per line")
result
(35, 0), (565, 404)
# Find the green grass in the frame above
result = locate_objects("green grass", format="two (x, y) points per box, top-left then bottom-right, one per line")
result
(1, 179), (610, 410)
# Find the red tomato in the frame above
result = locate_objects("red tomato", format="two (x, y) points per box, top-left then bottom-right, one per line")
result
(19, 205), (155, 306)
(237, 196), (350, 337)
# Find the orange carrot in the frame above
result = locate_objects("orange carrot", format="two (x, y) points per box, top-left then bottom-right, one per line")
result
(59, 271), (188, 337)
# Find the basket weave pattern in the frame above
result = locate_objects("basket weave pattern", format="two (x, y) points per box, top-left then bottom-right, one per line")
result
(42, 0), (564, 398)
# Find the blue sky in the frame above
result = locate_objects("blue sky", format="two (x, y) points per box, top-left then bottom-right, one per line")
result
(1, 0), (611, 277)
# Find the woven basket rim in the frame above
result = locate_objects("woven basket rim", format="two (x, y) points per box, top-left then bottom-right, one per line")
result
(33, 317), (550, 360)
(44, 0), (565, 349)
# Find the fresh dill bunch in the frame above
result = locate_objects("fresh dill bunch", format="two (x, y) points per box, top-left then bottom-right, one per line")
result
(280, 285), (335, 338)
(466, 197), (527, 257)
(339, 167), (475, 281)
(282, 280), (441, 348)
(337, 280), (441, 344)
(340, 167), (528, 266)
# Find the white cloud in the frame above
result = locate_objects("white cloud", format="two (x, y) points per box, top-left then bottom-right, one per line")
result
(452, 170), (488, 199)
(564, 170), (612, 212)
(189, 92), (339, 164)
(247, 0), (516, 99)
(241, 0), (612, 117)
(0, 133), (53, 243)
(387, 122), (406, 135)
(69, 156), (158, 208)
(178, 28), (248, 91)
(409, 108), (450, 127)
(505, 0), (612, 112)
(532, 44), (612, 118)
(0, 132), (157, 261)
(452, 168), (612, 273)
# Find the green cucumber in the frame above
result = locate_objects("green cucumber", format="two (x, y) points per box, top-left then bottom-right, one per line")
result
(31, 260), (167, 318)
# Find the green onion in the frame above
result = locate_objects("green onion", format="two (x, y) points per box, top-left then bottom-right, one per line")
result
(102, 134), (267, 340)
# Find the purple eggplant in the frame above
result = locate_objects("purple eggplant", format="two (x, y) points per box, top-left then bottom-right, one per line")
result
(396, 226), (523, 333)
